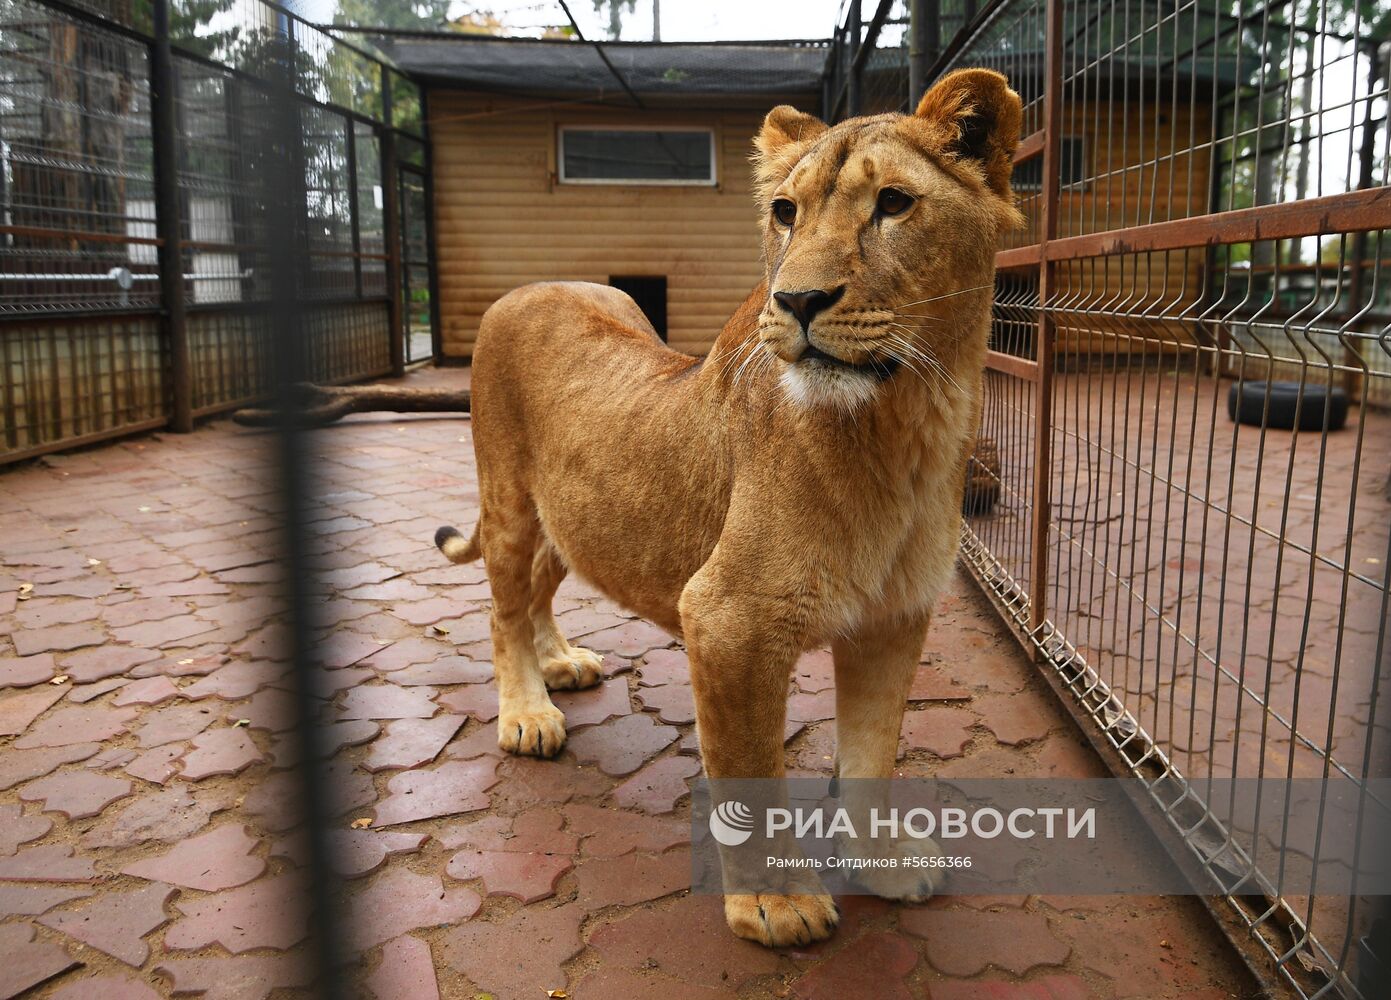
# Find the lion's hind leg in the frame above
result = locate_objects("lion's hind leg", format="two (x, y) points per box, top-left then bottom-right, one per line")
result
(480, 495), (566, 757)
(530, 540), (604, 691)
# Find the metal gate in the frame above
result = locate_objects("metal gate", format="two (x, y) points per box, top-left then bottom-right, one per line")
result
(831, 1), (1391, 996)
(398, 162), (438, 365)
(0, 0), (434, 462)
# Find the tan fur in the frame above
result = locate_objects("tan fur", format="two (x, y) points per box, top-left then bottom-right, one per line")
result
(438, 69), (1022, 946)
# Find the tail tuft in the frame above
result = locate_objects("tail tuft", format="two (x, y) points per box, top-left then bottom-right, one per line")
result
(435, 524), (482, 564)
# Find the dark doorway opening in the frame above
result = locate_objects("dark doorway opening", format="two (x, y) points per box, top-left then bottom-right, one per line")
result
(610, 275), (668, 341)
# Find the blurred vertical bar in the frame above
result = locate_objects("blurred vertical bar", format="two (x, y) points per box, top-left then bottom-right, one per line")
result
(1028, 0), (1062, 635)
(264, 11), (343, 999)
(150, 0), (190, 433)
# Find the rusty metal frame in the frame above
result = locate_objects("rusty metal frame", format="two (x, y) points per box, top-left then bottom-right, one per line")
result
(921, 0), (1391, 997)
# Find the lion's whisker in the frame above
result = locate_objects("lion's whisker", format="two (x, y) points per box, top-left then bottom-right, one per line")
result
(892, 284), (993, 311)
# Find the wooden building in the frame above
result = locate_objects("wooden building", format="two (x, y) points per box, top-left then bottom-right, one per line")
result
(381, 36), (826, 360)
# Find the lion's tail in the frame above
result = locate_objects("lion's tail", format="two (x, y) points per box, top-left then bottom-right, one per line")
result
(434, 524), (482, 564)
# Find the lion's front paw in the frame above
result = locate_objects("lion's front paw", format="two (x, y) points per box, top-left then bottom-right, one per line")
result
(497, 704), (567, 758)
(724, 892), (839, 948)
(839, 835), (944, 903)
(541, 646), (603, 690)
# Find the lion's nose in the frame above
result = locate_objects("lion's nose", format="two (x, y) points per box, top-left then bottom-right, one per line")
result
(772, 286), (845, 332)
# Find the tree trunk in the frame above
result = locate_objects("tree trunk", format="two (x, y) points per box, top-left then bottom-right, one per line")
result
(231, 383), (470, 427)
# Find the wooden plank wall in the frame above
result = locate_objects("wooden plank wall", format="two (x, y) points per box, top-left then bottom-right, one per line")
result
(429, 91), (775, 359)
(1049, 100), (1215, 355)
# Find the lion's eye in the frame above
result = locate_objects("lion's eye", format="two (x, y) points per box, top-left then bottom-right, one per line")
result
(876, 188), (913, 216)
(772, 199), (797, 227)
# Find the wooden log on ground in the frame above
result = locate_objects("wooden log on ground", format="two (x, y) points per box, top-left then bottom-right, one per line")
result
(232, 383), (470, 428)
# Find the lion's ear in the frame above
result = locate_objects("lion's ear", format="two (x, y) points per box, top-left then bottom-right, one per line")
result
(752, 106), (827, 203)
(914, 69), (1021, 198)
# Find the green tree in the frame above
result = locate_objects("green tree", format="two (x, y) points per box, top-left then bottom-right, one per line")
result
(593, 0), (636, 40)
(333, 0), (453, 30)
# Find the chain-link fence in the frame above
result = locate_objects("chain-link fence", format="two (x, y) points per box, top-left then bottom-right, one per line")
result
(0, 0), (435, 462)
(835, 1), (1391, 996)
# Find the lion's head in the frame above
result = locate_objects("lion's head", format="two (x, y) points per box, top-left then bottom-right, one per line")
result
(750, 69), (1023, 411)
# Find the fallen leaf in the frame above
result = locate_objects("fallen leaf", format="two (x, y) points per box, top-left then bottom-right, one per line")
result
(87, 558), (102, 567)
(50, 675), (69, 685)
(233, 718), (251, 727)
(545, 992), (568, 998)
(178, 658), (194, 665)
(349, 817), (372, 830)
(429, 624), (450, 636)
(138, 505), (152, 513)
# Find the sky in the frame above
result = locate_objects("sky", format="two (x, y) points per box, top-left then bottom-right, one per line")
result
(505, 0), (845, 41)
(291, 0), (847, 40)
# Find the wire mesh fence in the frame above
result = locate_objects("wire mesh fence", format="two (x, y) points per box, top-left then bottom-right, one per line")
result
(0, 0), (433, 462)
(832, 0), (1391, 996)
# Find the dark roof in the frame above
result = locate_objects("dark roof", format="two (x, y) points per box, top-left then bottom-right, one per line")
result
(371, 35), (828, 105)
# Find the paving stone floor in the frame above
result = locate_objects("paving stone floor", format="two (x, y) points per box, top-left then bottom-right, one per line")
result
(0, 369), (1257, 999)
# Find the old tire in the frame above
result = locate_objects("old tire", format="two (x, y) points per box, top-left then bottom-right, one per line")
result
(1227, 380), (1348, 432)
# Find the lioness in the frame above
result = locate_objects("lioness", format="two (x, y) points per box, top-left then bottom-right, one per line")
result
(435, 68), (1022, 947)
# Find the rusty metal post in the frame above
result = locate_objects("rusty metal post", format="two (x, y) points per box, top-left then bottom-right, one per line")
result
(1028, 0), (1063, 635)
(381, 71), (405, 378)
(1344, 39), (1383, 400)
(150, 0), (191, 432)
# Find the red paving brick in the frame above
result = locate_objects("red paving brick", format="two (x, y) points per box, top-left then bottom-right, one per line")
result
(13, 702), (137, 749)
(566, 711), (679, 775)
(0, 744), (100, 791)
(610, 753), (702, 813)
(0, 844), (98, 883)
(365, 935), (440, 1000)
(154, 954), (313, 1000)
(362, 714), (465, 771)
(440, 902), (584, 1000)
(0, 886), (93, 919)
(902, 907), (1072, 977)
(50, 974), (164, 1000)
(120, 823), (265, 891)
(344, 866), (481, 954)
(372, 758), (499, 826)
(445, 848), (573, 903)
(793, 930), (920, 999)
(19, 770), (133, 820)
(0, 373), (1256, 998)
(177, 726), (264, 779)
(0, 685), (67, 737)
(0, 922), (79, 997)
(0, 653), (57, 688)
(165, 871), (308, 954)
(36, 881), (176, 966)
(80, 785), (234, 850)
(0, 804), (51, 854)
